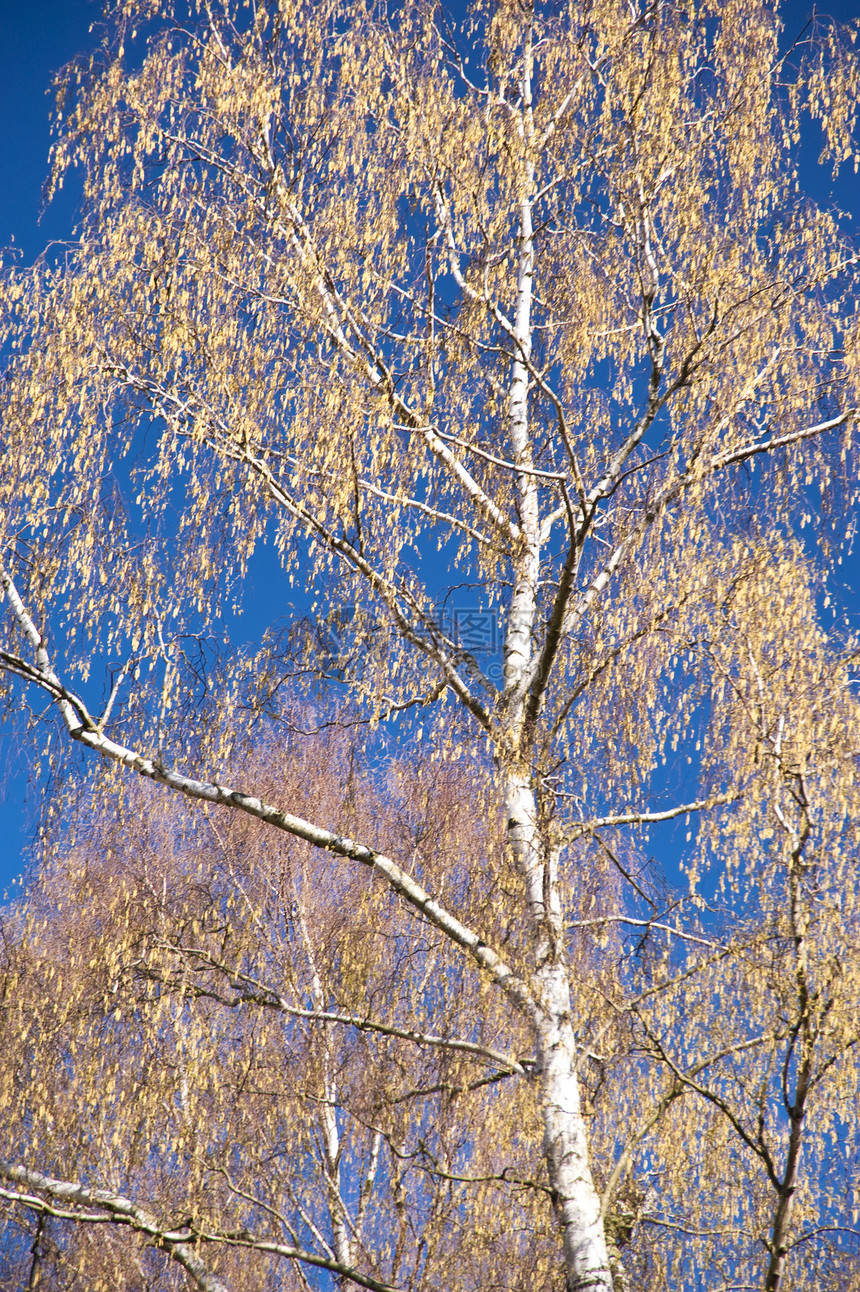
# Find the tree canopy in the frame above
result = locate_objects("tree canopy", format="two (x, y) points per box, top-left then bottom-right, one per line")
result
(0, 2), (859, 1289)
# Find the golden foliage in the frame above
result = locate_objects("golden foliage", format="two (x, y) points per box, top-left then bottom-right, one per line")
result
(0, 1), (858, 1288)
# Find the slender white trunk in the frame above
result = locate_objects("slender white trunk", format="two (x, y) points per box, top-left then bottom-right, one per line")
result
(766, 846), (812, 1292)
(499, 24), (613, 1291)
(295, 893), (354, 1270)
(505, 772), (613, 1292)
(320, 1094), (354, 1270)
(503, 169), (539, 702)
(535, 961), (614, 1291)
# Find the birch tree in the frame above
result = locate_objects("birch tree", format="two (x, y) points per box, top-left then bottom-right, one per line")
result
(0, 1), (859, 1288)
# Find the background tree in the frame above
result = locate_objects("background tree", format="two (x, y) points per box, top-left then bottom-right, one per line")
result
(0, 732), (563, 1292)
(0, 1), (859, 1289)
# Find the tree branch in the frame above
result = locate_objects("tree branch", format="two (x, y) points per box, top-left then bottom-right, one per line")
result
(711, 411), (856, 470)
(0, 566), (535, 1022)
(0, 1163), (232, 1292)
(564, 795), (737, 837)
(154, 944), (529, 1074)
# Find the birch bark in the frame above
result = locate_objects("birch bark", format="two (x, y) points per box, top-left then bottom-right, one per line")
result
(295, 900), (355, 1273)
(500, 21), (613, 1289)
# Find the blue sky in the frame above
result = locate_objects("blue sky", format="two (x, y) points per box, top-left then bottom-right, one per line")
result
(0, 0), (857, 894)
(0, 1), (95, 260)
(0, 0), (98, 895)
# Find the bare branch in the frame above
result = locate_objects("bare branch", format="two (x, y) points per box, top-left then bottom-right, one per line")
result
(0, 567), (535, 1021)
(564, 795), (737, 837)
(712, 411), (856, 470)
(568, 915), (727, 952)
(0, 1163), (232, 1292)
(156, 944), (529, 1074)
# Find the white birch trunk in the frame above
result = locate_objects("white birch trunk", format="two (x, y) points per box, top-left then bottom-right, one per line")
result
(320, 1095), (354, 1272)
(505, 772), (613, 1292)
(534, 961), (614, 1292)
(499, 25), (613, 1288)
(295, 897), (354, 1271)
